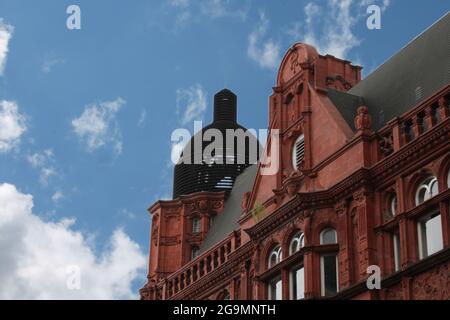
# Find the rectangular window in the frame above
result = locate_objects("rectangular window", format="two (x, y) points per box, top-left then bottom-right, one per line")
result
(290, 266), (305, 300)
(418, 213), (443, 259)
(320, 255), (338, 297)
(393, 233), (401, 271)
(268, 276), (282, 300)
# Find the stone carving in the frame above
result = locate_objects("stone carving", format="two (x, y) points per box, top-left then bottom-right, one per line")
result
(277, 43), (318, 85)
(354, 106), (372, 131)
(412, 261), (450, 299)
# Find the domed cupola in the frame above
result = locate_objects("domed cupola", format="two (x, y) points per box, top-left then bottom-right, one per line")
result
(173, 89), (260, 198)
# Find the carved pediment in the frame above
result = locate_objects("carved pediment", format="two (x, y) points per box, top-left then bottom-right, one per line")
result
(277, 43), (318, 86)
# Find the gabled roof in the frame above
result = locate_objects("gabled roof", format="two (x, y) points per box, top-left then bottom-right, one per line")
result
(329, 12), (450, 131)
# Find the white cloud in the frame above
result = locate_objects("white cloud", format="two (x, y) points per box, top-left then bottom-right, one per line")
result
(247, 12), (280, 70)
(169, 0), (189, 8)
(169, 0), (248, 27)
(119, 208), (136, 220)
(0, 100), (27, 153)
(51, 191), (64, 204)
(176, 84), (207, 125)
(27, 149), (57, 186)
(287, 0), (391, 60)
(138, 109), (147, 128)
(199, 0), (248, 20)
(72, 98), (125, 155)
(0, 19), (13, 76)
(0, 183), (146, 299)
(42, 58), (66, 73)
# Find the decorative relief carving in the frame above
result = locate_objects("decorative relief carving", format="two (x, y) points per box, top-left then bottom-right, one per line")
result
(277, 43), (318, 86)
(379, 133), (394, 157)
(354, 106), (373, 131)
(160, 236), (180, 246)
(211, 200), (224, 211)
(326, 75), (353, 90)
(412, 261), (450, 299)
(334, 199), (348, 215)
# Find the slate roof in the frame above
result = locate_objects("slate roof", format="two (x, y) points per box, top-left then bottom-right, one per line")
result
(328, 12), (450, 131)
(199, 164), (258, 254)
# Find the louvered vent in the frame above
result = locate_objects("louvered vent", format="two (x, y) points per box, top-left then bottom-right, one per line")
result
(292, 135), (305, 170)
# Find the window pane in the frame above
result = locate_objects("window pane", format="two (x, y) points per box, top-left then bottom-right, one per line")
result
(393, 233), (401, 271)
(430, 180), (439, 197)
(321, 228), (337, 244)
(418, 213), (443, 259)
(425, 214), (443, 256)
(291, 266), (304, 300)
(321, 255), (338, 297)
(192, 218), (200, 233)
(269, 278), (282, 300)
(447, 169), (450, 188)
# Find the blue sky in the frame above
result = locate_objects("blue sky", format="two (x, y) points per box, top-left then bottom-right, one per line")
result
(0, 0), (448, 299)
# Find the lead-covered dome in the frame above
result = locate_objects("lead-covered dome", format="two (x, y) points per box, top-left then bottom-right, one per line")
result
(173, 89), (260, 198)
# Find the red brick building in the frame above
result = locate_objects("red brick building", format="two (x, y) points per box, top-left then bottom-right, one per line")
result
(140, 13), (450, 300)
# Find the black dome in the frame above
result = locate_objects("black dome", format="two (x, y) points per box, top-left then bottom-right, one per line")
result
(173, 89), (260, 198)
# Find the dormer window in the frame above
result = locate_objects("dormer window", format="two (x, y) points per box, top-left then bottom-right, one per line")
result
(292, 134), (305, 170)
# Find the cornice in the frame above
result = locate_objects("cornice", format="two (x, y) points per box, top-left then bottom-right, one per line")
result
(244, 168), (371, 241)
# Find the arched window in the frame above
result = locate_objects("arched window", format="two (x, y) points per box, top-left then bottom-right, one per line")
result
(191, 246), (199, 260)
(390, 194), (398, 217)
(292, 134), (305, 170)
(192, 217), (201, 233)
(447, 167), (450, 188)
(415, 176), (439, 205)
(289, 232), (304, 255)
(320, 228), (337, 245)
(268, 245), (282, 268)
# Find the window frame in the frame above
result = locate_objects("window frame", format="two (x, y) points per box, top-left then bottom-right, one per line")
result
(292, 134), (305, 170)
(417, 212), (444, 259)
(268, 275), (282, 300)
(392, 231), (401, 272)
(192, 216), (201, 233)
(289, 232), (305, 255)
(289, 264), (305, 300)
(447, 167), (450, 188)
(415, 176), (439, 206)
(320, 254), (339, 297)
(320, 228), (337, 245)
(390, 194), (398, 217)
(191, 246), (200, 260)
(268, 245), (283, 269)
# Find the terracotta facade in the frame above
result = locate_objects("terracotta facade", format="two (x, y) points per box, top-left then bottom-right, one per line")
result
(140, 42), (450, 300)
